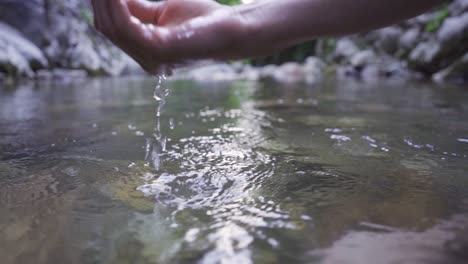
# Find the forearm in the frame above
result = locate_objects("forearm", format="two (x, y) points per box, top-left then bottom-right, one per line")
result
(235, 0), (445, 54)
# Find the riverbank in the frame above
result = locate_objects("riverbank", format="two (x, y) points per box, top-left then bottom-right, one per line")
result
(1, 0), (467, 84)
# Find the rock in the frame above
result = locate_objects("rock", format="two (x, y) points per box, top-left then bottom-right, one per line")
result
(238, 65), (260, 81)
(376, 26), (403, 54)
(350, 50), (377, 69)
(409, 41), (442, 74)
(0, 0), (138, 76)
(273, 62), (305, 83)
(303, 57), (325, 84)
(360, 65), (381, 81)
(381, 61), (411, 79)
(433, 52), (468, 83)
(120, 55), (147, 76)
(409, 13), (468, 75)
(336, 66), (360, 79)
(0, 45), (32, 77)
(51, 69), (88, 79)
(399, 28), (421, 52)
(0, 22), (48, 77)
(0, 23), (48, 70)
(36, 69), (88, 80)
(449, 0), (468, 16)
(173, 63), (239, 82)
(259, 65), (278, 80)
(334, 38), (359, 62)
(437, 13), (468, 45)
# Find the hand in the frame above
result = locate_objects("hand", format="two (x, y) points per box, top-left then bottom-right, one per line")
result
(91, 0), (248, 74)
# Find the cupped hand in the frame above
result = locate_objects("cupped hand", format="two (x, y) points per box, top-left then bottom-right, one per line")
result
(91, 0), (247, 74)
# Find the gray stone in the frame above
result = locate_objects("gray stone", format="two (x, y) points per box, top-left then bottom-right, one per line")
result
(334, 38), (359, 62)
(409, 13), (468, 75)
(0, 23), (48, 70)
(376, 26), (403, 54)
(449, 0), (468, 16)
(350, 50), (377, 69)
(399, 28), (421, 51)
(433, 52), (468, 83)
(437, 13), (468, 45)
(360, 65), (381, 81)
(0, 0), (139, 76)
(258, 65), (278, 80)
(0, 22), (48, 77)
(409, 41), (442, 73)
(336, 66), (360, 79)
(51, 69), (88, 79)
(303, 57), (325, 84)
(238, 65), (260, 81)
(273, 62), (305, 83)
(0, 43), (33, 77)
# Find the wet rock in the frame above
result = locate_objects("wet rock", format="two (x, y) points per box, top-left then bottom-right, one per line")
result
(0, 22), (48, 77)
(409, 41), (442, 74)
(238, 65), (260, 81)
(273, 62), (305, 83)
(409, 13), (468, 75)
(0, 0), (138, 76)
(449, 0), (468, 16)
(399, 28), (421, 52)
(360, 65), (381, 81)
(433, 52), (468, 83)
(303, 57), (325, 84)
(173, 63), (239, 81)
(258, 65), (278, 80)
(376, 26), (403, 54)
(0, 45), (32, 77)
(36, 68), (88, 80)
(350, 50), (377, 70)
(437, 13), (468, 45)
(336, 66), (360, 79)
(333, 38), (359, 62)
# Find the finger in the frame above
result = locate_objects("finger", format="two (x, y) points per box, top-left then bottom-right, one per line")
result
(90, 0), (101, 30)
(96, 0), (117, 40)
(126, 0), (165, 24)
(107, 0), (158, 58)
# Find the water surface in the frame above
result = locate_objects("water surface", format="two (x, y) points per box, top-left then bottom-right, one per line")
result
(1, 77), (468, 264)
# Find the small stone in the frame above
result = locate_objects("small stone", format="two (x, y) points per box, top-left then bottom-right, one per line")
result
(399, 28), (421, 51)
(376, 26), (403, 54)
(334, 38), (360, 62)
(350, 50), (377, 69)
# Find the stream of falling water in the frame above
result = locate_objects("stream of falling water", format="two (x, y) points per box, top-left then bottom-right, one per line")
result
(145, 75), (169, 170)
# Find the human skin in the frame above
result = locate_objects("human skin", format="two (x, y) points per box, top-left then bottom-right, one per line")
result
(91, 0), (445, 74)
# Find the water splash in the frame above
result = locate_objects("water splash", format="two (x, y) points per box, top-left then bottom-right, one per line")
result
(145, 75), (170, 170)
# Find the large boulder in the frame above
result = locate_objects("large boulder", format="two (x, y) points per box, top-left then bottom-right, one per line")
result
(0, 0), (139, 76)
(375, 26), (403, 54)
(0, 22), (48, 77)
(433, 52), (468, 83)
(409, 13), (468, 74)
(333, 38), (359, 62)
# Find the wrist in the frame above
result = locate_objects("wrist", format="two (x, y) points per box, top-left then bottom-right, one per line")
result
(231, 2), (299, 58)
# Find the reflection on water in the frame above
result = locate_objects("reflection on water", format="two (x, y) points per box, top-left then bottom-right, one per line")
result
(0, 77), (468, 264)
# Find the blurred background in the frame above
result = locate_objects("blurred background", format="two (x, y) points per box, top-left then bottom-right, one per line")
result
(0, 0), (467, 83)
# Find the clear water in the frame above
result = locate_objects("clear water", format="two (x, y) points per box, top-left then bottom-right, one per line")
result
(145, 75), (169, 170)
(1, 77), (468, 264)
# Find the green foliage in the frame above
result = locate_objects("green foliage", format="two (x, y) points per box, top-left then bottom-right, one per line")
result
(425, 5), (449, 33)
(216, 0), (241, 5)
